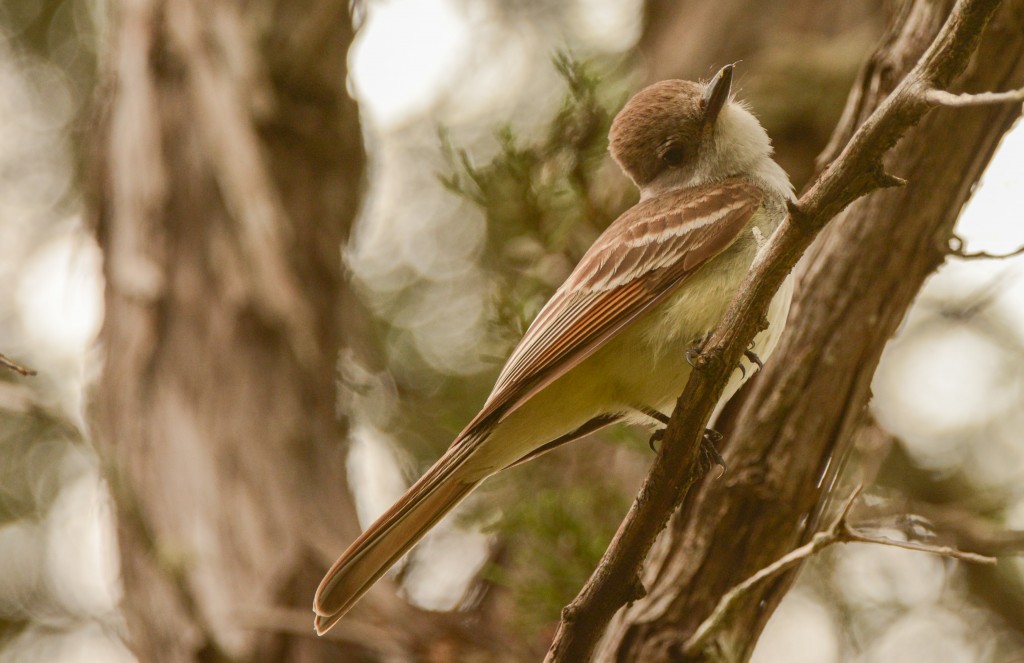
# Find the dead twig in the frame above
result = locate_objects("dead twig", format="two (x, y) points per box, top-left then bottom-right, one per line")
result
(926, 87), (1024, 106)
(857, 498), (1024, 558)
(683, 486), (995, 656)
(0, 352), (36, 377)
(948, 234), (1024, 260)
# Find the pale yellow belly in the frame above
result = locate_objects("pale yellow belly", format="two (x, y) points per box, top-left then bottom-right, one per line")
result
(464, 261), (793, 477)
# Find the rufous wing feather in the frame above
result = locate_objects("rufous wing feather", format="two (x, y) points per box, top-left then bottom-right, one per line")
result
(313, 447), (481, 634)
(460, 178), (762, 437)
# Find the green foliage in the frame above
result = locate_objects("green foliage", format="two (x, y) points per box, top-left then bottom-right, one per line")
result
(441, 51), (633, 348)
(481, 478), (631, 639)
(371, 54), (637, 464)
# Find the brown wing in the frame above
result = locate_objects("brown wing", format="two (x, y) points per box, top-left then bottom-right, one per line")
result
(460, 178), (764, 438)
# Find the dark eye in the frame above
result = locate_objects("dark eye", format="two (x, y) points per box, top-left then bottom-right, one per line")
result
(661, 145), (686, 166)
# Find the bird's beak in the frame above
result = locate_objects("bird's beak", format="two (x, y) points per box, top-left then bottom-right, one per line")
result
(702, 63), (734, 128)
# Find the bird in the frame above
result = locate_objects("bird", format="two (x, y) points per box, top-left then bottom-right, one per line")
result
(313, 63), (794, 634)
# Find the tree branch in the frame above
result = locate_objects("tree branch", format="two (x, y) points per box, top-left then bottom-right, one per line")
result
(948, 234), (1024, 260)
(545, 1), (1010, 660)
(0, 352), (36, 377)
(926, 87), (1024, 106)
(840, 527), (995, 563)
(858, 498), (1024, 558)
(681, 486), (996, 656)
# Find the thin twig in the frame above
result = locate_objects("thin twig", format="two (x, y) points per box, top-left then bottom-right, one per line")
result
(948, 234), (1024, 260)
(859, 498), (1024, 557)
(0, 352), (36, 377)
(841, 526), (996, 564)
(683, 487), (996, 656)
(926, 87), (1024, 106)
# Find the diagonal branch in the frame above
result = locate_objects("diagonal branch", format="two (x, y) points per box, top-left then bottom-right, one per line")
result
(544, 1), (1009, 660)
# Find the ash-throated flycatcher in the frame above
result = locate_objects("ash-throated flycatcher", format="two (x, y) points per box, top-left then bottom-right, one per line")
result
(314, 64), (794, 634)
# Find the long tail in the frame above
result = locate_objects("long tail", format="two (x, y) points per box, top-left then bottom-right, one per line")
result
(313, 438), (484, 634)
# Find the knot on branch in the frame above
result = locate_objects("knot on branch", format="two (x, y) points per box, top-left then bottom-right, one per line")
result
(785, 198), (812, 232)
(628, 573), (648, 604)
(754, 315), (770, 335)
(686, 344), (723, 374)
(871, 167), (907, 190)
(560, 602), (581, 624)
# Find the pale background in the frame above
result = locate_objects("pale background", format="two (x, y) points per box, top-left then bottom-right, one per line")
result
(0, 0), (1021, 660)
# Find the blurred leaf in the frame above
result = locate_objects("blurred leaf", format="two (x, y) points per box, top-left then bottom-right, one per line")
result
(440, 52), (627, 349)
(481, 479), (630, 637)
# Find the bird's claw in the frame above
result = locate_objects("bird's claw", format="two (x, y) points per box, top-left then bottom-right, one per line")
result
(649, 426), (726, 477)
(743, 348), (764, 372)
(686, 332), (713, 369)
(701, 428), (727, 477)
(649, 428), (664, 452)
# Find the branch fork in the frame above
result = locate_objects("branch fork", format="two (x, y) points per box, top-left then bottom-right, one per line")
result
(681, 486), (995, 656)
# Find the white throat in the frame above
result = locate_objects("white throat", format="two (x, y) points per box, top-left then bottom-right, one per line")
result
(641, 101), (793, 202)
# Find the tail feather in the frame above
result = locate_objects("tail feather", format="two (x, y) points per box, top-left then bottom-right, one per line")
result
(313, 444), (482, 634)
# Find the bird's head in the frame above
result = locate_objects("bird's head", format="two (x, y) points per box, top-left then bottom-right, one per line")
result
(609, 64), (775, 199)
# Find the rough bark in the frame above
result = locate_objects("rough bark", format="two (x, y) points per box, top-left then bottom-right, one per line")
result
(596, 0), (1024, 661)
(91, 1), (369, 661)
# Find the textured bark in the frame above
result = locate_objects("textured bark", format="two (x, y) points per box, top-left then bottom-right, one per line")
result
(597, 1), (1024, 661)
(91, 1), (370, 661)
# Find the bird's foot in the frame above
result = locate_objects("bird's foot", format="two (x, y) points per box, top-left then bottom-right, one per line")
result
(685, 332), (714, 369)
(743, 347), (765, 372)
(649, 428), (663, 452)
(647, 420), (726, 476)
(701, 428), (727, 477)
(643, 408), (671, 452)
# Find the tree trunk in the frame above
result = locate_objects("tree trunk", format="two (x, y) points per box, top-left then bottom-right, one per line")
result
(91, 1), (369, 660)
(597, 0), (1024, 660)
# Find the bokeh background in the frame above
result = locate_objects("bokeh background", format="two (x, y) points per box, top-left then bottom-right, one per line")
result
(0, 0), (1022, 661)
